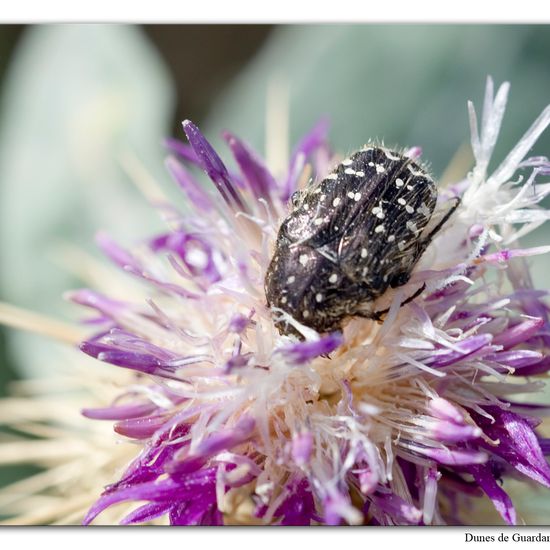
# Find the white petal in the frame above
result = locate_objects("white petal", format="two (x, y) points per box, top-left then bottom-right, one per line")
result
(490, 104), (550, 187)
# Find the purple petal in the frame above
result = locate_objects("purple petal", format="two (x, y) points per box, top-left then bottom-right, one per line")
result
(67, 289), (126, 319)
(322, 491), (355, 526)
(197, 506), (224, 526)
(80, 340), (181, 380)
(485, 349), (543, 369)
(164, 137), (201, 165)
(223, 131), (277, 200)
(82, 401), (158, 421)
(430, 420), (482, 443)
(539, 439), (550, 455)
(96, 232), (141, 271)
(166, 156), (214, 212)
(466, 464), (516, 525)
(492, 317), (544, 349)
(411, 444), (488, 466)
(440, 470), (483, 496)
(512, 288), (550, 322)
(274, 478), (316, 526)
(291, 431), (313, 466)
(151, 231), (223, 284)
(283, 118), (330, 201)
(96, 232), (201, 299)
(223, 353), (251, 374)
(510, 290), (550, 348)
(182, 120), (246, 211)
(120, 501), (172, 525)
(114, 414), (171, 439)
(194, 416), (255, 457)
(84, 471), (216, 525)
(427, 398), (483, 443)
(429, 398), (464, 424)
(123, 261), (200, 300)
(168, 417), (255, 477)
(372, 493), (422, 525)
(512, 355), (550, 376)
(473, 407), (550, 488)
(481, 246), (550, 265)
(279, 332), (343, 364)
(429, 334), (494, 367)
(519, 155), (550, 172)
(422, 466), (438, 524)
(107, 423), (191, 493)
(169, 498), (220, 526)
(357, 469), (378, 495)
(228, 313), (251, 334)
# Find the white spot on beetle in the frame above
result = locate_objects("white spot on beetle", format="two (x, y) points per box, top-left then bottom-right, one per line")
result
(361, 248), (368, 258)
(315, 293), (323, 302)
(406, 220), (418, 233)
(372, 205), (385, 219)
(397, 198), (407, 206)
(345, 168), (356, 175)
(326, 173), (338, 180)
(395, 178), (404, 188)
(299, 254), (308, 266)
(332, 197), (341, 207)
(329, 273), (338, 283)
(347, 191), (355, 199)
(342, 158), (353, 166)
(287, 275), (296, 283)
(375, 164), (385, 173)
(388, 235), (396, 243)
(418, 202), (431, 217)
(375, 224), (385, 233)
(354, 192), (362, 201)
(303, 310), (310, 318)
(405, 205), (414, 214)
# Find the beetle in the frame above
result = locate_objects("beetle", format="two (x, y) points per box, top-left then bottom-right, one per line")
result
(264, 145), (460, 336)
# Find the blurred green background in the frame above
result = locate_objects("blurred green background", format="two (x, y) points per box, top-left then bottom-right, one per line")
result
(0, 24), (550, 515)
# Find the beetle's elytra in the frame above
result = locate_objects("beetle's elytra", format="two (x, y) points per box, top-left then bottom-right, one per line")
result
(265, 145), (459, 336)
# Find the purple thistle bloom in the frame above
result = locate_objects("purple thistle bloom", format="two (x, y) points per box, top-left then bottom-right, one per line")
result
(75, 78), (550, 525)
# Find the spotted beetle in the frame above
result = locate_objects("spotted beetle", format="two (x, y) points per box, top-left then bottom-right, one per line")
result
(264, 145), (460, 335)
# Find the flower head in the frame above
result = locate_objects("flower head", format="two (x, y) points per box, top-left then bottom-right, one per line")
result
(57, 78), (550, 525)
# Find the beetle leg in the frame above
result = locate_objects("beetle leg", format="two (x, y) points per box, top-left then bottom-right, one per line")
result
(372, 283), (427, 321)
(419, 196), (461, 250)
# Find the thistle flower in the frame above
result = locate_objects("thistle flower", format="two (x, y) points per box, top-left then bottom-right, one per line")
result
(4, 78), (550, 526)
